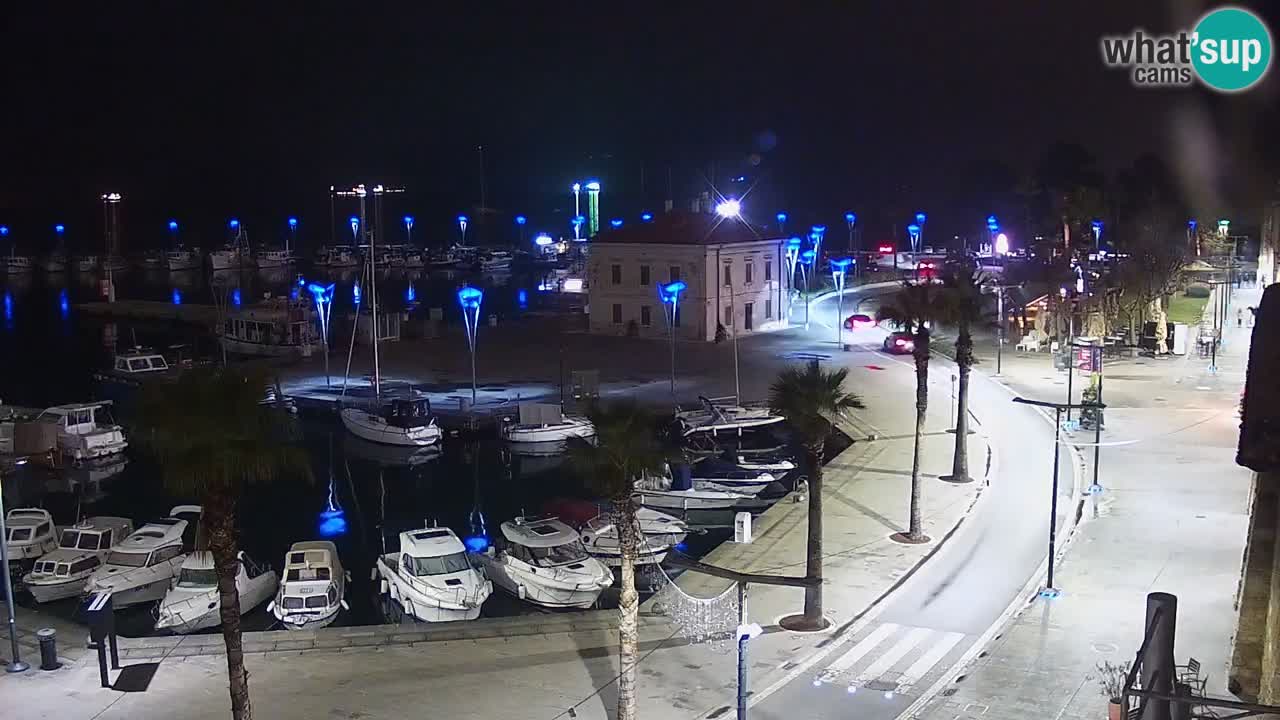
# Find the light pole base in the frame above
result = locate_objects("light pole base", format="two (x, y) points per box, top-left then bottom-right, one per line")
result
(1038, 587), (1061, 600)
(939, 474), (974, 484)
(5, 660), (30, 673)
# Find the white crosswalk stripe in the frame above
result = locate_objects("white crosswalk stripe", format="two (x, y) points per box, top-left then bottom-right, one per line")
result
(817, 623), (899, 681)
(894, 631), (965, 692)
(814, 622), (971, 693)
(853, 626), (931, 684)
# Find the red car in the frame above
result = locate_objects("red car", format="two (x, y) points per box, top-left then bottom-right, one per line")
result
(882, 331), (916, 354)
(843, 313), (875, 330)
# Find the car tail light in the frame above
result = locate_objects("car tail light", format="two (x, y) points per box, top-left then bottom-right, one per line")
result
(895, 339), (907, 346)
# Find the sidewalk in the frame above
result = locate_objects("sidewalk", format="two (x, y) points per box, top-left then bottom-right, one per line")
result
(913, 287), (1260, 720)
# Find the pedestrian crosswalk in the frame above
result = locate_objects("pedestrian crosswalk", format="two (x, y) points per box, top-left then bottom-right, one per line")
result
(815, 622), (971, 695)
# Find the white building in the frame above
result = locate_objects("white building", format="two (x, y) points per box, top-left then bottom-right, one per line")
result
(585, 212), (791, 342)
(1261, 201), (1278, 287)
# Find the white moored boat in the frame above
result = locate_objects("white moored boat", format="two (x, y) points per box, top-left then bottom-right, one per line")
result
(375, 526), (492, 622)
(254, 248), (296, 268)
(717, 451), (796, 474)
(314, 245), (360, 268)
(473, 516), (613, 609)
(40, 251), (69, 273)
(23, 517), (134, 603)
(269, 541), (349, 630)
(579, 508), (688, 567)
(164, 248), (202, 271)
(34, 401), (128, 463)
(633, 472), (756, 511)
(341, 398), (442, 447)
(500, 402), (595, 448)
(219, 297), (320, 359)
(687, 458), (776, 494)
(5, 509), (59, 579)
(4, 251), (34, 274)
(85, 506), (202, 608)
(155, 550), (278, 634)
(675, 396), (785, 436)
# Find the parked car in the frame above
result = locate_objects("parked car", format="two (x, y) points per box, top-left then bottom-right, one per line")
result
(843, 313), (875, 330)
(882, 332), (915, 354)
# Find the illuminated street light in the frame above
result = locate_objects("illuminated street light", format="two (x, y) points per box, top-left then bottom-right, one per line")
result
(785, 236), (802, 320)
(915, 212), (927, 249)
(800, 249), (816, 330)
(1217, 218), (1230, 237)
(1188, 218), (1199, 257)
(55, 224), (65, 235)
(659, 280), (687, 404)
(995, 232), (1010, 256)
(572, 215), (586, 241)
(571, 182), (581, 218)
(168, 220), (179, 233)
(457, 285), (484, 404)
(641, 212), (654, 222)
(348, 216), (359, 241)
(514, 214), (526, 245)
(230, 218), (240, 231)
(830, 257), (853, 350)
(403, 215), (414, 245)
(776, 211), (788, 234)
(907, 223), (921, 254)
(610, 218), (624, 229)
(810, 225), (826, 260)
(715, 199), (741, 218)
(1090, 219), (1103, 250)
(304, 280), (336, 385)
(458, 214), (469, 245)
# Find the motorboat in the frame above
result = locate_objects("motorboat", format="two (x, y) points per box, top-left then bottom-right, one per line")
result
(428, 248), (461, 268)
(375, 526), (492, 622)
(93, 348), (182, 390)
(478, 250), (513, 272)
(5, 509), (58, 576)
(133, 250), (166, 270)
(314, 245), (360, 268)
(85, 505), (202, 608)
(633, 473), (756, 511)
(155, 550), (278, 634)
(40, 251), (69, 273)
(675, 396), (785, 437)
(578, 508), (688, 567)
(687, 458), (776, 494)
(402, 248), (425, 268)
(341, 398), (442, 447)
(219, 297), (320, 358)
(74, 255), (100, 273)
(164, 248), (202, 271)
(717, 450), (796, 473)
(4, 250), (34, 274)
(343, 433), (441, 467)
(208, 245), (252, 271)
(500, 402), (595, 448)
(102, 255), (128, 272)
(34, 402), (128, 463)
(269, 540), (349, 630)
(473, 516), (613, 609)
(23, 516), (134, 603)
(254, 248), (297, 268)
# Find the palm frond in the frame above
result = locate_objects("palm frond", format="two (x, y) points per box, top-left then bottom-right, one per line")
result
(768, 363), (865, 447)
(565, 401), (672, 503)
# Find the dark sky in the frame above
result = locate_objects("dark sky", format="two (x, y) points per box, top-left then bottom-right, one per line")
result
(2, 2), (1277, 251)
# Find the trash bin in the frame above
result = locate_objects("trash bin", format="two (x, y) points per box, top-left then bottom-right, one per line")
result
(37, 627), (59, 670)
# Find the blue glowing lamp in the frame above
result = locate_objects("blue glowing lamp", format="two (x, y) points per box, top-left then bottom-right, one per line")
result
(786, 236), (803, 251)
(348, 216), (359, 238)
(172, 288), (182, 306)
(1091, 220), (1103, 240)
(987, 221), (1000, 232)
(403, 215), (414, 230)
(534, 234), (554, 247)
(1188, 219), (1198, 230)
(845, 212), (856, 225)
(776, 211), (788, 223)
(571, 182), (581, 192)
(406, 284), (416, 303)
(800, 249), (817, 266)
(659, 280), (687, 305)
(641, 212), (653, 222)
(1218, 218), (1230, 229)
(610, 218), (623, 229)
(811, 225), (826, 235)
(915, 212), (927, 225)
(229, 218), (240, 230)
(306, 282), (335, 306)
(514, 214), (527, 226)
(231, 288), (242, 307)
(907, 223), (921, 238)
(572, 215), (585, 228)
(517, 289), (528, 307)
(55, 224), (65, 234)
(585, 180), (601, 191)
(830, 257), (853, 274)
(167, 220), (178, 232)
(0, 226), (7, 237)
(59, 289), (69, 316)
(318, 508), (347, 538)
(986, 215), (997, 225)
(353, 282), (361, 305)
(457, 285), (484, 310)
(463, 535), (490, 553)
(288, 217), (298, 230)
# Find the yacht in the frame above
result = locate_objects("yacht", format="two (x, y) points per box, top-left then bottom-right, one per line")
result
(84, 505), (202, 607)
(39, 251), (69, 273)
(155, 550), (278, 634)
(674, 396), (785, 437)
(473, 516), (613, 609)
(314, 245), (360, 268)
(23, 517), (134, 603)
(208, 245), (252, 271)
(428, 247), (461, 268)
(269, 541), (349, 630)
(578, 508), (688, 567)
(164, 248), (202, 271)
(478, 250), (513, 272)
(219, 297), (320, 358)
(133, 250), (165, 270)
(34, 402), (128, 463)
(500, 402), (595, 448)
(341, 397), (442, 447)
(374, 526), (492, 622)
(5, 508), (58, 576)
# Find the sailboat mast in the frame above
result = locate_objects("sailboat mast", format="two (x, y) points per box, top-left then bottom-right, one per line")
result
(364, 189), (380, 398)
(477, 145), (487, 212)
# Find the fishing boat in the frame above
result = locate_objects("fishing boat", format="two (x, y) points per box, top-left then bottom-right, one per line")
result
(374, 526), (492, 622)
(341, 398), (442, 447)
(500, 402), (595, 448)
(164, 248), (202, 271)
(85, 505), (202, 608)
(473, 516), (613, 609)
(254, 248), (297, 268)
(428, 247), (461, 268)
(269, 540), (349, 630)
(578, 507), (688, 567)
(219, 296), (320, 358)
(34, 401), (128, 463)
(155, 550), (278, 633)
(402, 248), (425, 268)
(314, 245), (360, 268)
(478, 250), (513, 272)
(132, 250), (166, 270)
(5, 508), (58, 578)
(674, 396), (785, 437)
(23, 517), (134, 603)
(207, 245), (251, 270)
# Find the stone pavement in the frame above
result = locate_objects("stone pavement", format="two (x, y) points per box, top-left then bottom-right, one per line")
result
(912, 287), (1260, 720)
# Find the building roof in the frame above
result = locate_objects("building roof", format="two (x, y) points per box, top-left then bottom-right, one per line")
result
(593, 212), (783, 247)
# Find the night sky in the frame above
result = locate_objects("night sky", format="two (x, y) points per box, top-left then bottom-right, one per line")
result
(2, 2), (1277, 251)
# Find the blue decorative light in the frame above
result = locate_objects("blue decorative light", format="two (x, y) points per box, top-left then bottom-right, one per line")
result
(457, 214), (469, 225)
(517, 289), (528, 308)
(1188, 219), (1198, 230)
(844, 212), (856, 225)
(907, 223), (921, 237)
(800, 249), (817, 266)
(610, 218), (623, 228)
(58, 289), (69, 317)
(811, 225), (827, 235)
(776, 211), (789, 223)
(167, 220), (178, 232)
(659, 280), (687, 305)
(288, 217), (298, 229)
(229, 218), (240, 230)
(306, 282), (334, 305)
(0, 226), (8, 236)
(986, 215), (997, 225)
(457, 285), (483, 310)
(3, 291), (12, 322)
(231, 288), (241, 307)
(463, 535), (490, 553)
(349, 216), (359, 238)
(172, 288), (182, 306)
(54, 224), (65, 235)
(572, 215), (585, 227)
(352, 282), (362, 306)
(318, 508), (347, 538)
(514, 215), (527, 226)
(402, 215), (413, 230)
(830, 257), (853, 273)
(674, 541), (688, 553)
(584, 180), (601, 191)
(405, 283), (416, 303)
(641, 212), (654, 222)
(915, 212), (927, 224)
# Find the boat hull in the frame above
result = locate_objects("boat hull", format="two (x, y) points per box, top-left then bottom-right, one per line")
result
(219, 335), (316, 359)
(501, 422), (595, 445)
(91, 576), (172, 608)
(341, 408), (441, 447)
(26, 576), (90, 603)
(633, 491), (750, 511)
(376, 559), (488, 623)
(273, 606), (340, 630)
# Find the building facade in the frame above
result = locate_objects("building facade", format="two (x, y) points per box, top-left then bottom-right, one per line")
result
(1260, 201), (1278, 287)
(585, 213), (791, 342)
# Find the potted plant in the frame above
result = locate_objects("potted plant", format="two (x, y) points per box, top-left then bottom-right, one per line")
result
(1096, 661), (1130, 720)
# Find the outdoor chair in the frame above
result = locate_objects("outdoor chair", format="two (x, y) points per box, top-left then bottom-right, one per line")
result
(1176, 657), (1206, 696)
(1016, 330), (1043, 352)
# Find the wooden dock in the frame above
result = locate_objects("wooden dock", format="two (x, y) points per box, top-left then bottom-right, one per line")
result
(76, 301), (222, 327)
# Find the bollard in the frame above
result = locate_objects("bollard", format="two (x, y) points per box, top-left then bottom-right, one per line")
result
(37, 627), (59, 670)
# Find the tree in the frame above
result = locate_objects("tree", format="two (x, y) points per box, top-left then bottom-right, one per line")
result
(935, 262), (987, 484)
(768, 362), (864, 629)
(135, 368), (309, 720)
(565, 401), (670, 720)
(1108, 216), (1187, 351)
(877, 282), (942, 542)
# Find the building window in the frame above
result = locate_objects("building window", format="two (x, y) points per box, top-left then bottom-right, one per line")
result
(723, 265), (732, 287)
(611, 264), (622, 285)
(669, 265), (680, 283)
(765, 298), (772, 319)
(745, 303), (754, 331)
(641, 305), (651, 326)
(640, 265), (650, 286)
(765, 260), (773, 282)
(745, 262), (754, 285)
(611, 303), (622, 324)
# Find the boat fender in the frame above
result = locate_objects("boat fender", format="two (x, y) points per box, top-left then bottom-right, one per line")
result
(370, 568), (378, 581)
(380, 579), (389, 595)
(340, 600), (350, 611)
(517, 584), (526, 601)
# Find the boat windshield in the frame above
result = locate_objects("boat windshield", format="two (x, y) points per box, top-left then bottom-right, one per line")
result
(8, 528), (32, 541)
(177, 568), (218, 588)
(530, 542), (589, 567)
(408, 552), (471, 576)
(60, 530), (80, 548)
(106, 551), (149, 568)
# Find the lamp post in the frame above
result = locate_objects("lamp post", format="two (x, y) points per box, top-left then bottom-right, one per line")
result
(571, 182), (581, 219)
(458, 215), (469, 246)
(458, 286), (484, 404)
(800, 249), (816, 331)
(716, 200), (743, 399)
(586, 180), (601, 237)
(830, 257), (852, 350)
(403, 215), (414, 247)
(659, 280), (687, 405)
(907, 223), (921, 256)
(785, 237), (802, 322)
(305, 281), (335, 385)
(348, 216), (359, 242)
(915, 212), (926, 250)
(809, 225), (826, 262)
(986, 215), (999, 253)
(572, 215), (585, 241)
(776, 211), (788, 235)
(1187, 218), (1199, 257)
(514, 214), (526, 245)
(1090, 219), (1103, 252)
(0, 477), (30, 673)
(844, 212), (857, 272)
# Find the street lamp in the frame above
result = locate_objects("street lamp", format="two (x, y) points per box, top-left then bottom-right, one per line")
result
(348, 216), (359, 241)
(830, 257), (853, 350)
(1090, 219), (1103, 250)
(659, 280), (687, 405)
(1187, 219), (1199, 257)
(458, 215), (469, 246)
(610, 218), (624, 229)
(458, 285), (484, 404)
(514, 214), (526, 245)
(716, 199), (742, 218)
(809, 225), (826, 261)
(776, 211), (788, 234)
(305, 281), (335, 386)
(800, 249), (816, 330)
(844, 212), (857, 265)
(785, 237), (802, 321)
(1217, 218), (1230, 238)
(571, 182), (581, 218)
(641, 212), (654, 222)
(907, 223), (921, 255)
(915, 212), (927, 249)
(287, 216), (298, 256)
(572, 215), (585, 241)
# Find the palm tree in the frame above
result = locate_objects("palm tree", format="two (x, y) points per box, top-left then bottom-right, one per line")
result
(935, 262), (987, 484)
(767, 362), (864, 630)
(877, 281), (941, 543)
(135, 368), (309, 720)
(565, 401), (669, 720)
